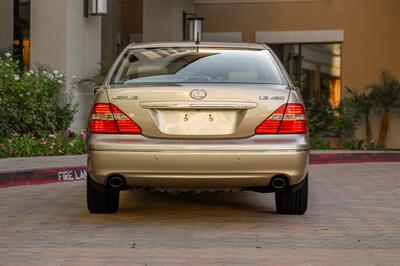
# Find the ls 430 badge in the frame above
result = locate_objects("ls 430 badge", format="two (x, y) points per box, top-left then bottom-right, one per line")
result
(259, 96), (285, 101)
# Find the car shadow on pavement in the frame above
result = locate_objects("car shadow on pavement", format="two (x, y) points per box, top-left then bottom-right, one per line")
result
(113, 190), (277, 219)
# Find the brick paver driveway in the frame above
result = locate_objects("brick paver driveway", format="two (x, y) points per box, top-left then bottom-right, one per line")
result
(0, 162), (399, 266)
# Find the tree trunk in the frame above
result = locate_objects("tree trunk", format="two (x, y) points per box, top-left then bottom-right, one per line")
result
(378, 111), (389, 147)
(365, 113), (372, 145)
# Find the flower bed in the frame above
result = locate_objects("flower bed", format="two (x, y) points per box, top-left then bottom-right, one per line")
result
(0, 131), (86, 158)
(0, 52), (81, 158)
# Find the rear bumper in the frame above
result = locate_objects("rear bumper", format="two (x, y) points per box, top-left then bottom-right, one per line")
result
(87, 134), (309, 188)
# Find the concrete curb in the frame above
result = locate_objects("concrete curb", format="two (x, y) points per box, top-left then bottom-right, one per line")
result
(1, 152), (399, 188)
(0, 166), (87, 188)
(309, 152), (400, 164)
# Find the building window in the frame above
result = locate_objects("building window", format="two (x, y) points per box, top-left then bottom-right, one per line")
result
(269, 43), (342, 107)
(14, 0), (30, 68)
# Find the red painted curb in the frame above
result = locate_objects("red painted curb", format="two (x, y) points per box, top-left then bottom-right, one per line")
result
(0, 153), (399, 188)
(310, 152), (400, 164)
(0, 166), (87, 188)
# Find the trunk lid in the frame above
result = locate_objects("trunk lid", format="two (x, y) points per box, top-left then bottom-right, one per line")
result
(106, 83), (290, 139)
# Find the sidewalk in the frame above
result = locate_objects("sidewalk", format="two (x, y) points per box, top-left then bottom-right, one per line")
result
(0, 155), (85, 172)
(1, 151), (399, 188)
(0, 155), (87, 188)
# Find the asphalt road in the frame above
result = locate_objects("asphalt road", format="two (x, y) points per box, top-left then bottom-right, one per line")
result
(0, 163), (399, 265)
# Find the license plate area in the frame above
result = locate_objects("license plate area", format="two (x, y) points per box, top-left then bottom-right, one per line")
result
(150, 109), (243, 135)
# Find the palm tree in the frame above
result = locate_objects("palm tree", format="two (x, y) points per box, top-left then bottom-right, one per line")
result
(369, 70), (400, 147)
(346, 86), (373, 145)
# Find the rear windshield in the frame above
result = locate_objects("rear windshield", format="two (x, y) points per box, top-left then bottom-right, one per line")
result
(110, 48), (285, 85)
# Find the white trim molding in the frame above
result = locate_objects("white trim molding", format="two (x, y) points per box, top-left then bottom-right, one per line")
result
(255, 30), (344, 44)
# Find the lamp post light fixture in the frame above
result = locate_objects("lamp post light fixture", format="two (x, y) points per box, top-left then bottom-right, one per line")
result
(84, 0), (108, 17)
(183, 12), (204, 44)
(188, 16), (204, 44)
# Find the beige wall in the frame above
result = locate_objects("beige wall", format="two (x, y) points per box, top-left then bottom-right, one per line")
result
(120, 0), (143, 45)
(0, 0), (13, 52)
(102, 0), (194, 62)
(31, 0), (102, 132)
(101, 0), (143, 64)
(101, 0), (121, 64)
(195, 0), (400, 90)
(143, 0), (194, 42)
(66, 0), (102, 132)
(30, 0), (68, 72)
(195, 0), (400, 148)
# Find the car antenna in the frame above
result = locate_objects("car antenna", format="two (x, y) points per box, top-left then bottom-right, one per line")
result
(196, 32), (200, 45)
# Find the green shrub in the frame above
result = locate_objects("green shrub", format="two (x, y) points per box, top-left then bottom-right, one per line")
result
(305, 98), (336, 137)
(310, 135), (331, 149)
(341, 139), (364, 150)
(306, 98), (360, 149)
(0, 53), (76, 137)
(0, 131), (86, 158)
(329, 100), (358, 141)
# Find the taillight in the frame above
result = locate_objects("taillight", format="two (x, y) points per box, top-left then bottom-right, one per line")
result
(90, 103), (142, 134)
(255, 103), (307, 134)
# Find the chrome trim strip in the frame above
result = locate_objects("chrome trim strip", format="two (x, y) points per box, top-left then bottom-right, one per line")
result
(140, 101), (258, 110)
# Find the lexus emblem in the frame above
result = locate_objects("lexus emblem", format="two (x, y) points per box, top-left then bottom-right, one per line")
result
(190, 89), (207, 100)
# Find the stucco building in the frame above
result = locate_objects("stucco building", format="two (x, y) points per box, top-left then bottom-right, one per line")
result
(0, 0), (399, 147)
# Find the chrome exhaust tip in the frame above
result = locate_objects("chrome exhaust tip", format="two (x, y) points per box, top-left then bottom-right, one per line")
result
(107, 175), (126, 189)
(270, 176), (288, 191)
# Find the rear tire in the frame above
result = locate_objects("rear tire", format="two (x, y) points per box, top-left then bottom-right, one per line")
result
(87, 176), (119, 213)
(275, 174), (308, 215)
